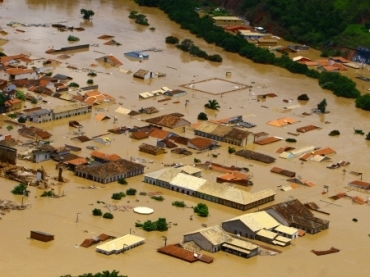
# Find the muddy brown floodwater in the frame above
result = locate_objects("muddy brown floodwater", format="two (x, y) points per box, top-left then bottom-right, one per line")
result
(0, 1), (370, 277)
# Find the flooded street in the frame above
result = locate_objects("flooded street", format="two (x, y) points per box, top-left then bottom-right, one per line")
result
(1, 1), (370, 276)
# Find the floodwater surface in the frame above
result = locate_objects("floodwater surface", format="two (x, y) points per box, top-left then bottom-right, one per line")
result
(0, 1), (370, 277)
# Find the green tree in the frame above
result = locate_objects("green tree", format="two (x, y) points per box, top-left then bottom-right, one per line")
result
(92, 208), (103, 216)
(15, 90), (26, 101)
(355, 94), (370, 111)
(103, 212), (114, 219)
(204, 99), (220, 110)
(228, 146), (236, 154)
(68, 82), (80, 88)
(297, 94), (309, 101)
(165, 36), (179, 44)
(6, 125), (13, 131)
(111, 192), (125, 200)
(156, 218), (169, 231)
(11, 183), (29, 195)
(80, 9), (95, 20)
(126, 188), (137, 195)
(68, 35), (80, 42)
(142, 220), (156, 231)
(366, 132), (370, 141)
(197, 112), (208, 120)
(194, 203), (209, 217)
(87, 79), (94, 84)
(172, 201), (186, 207)
(60, 270), (127, 277)
(317, 99), (327, 113)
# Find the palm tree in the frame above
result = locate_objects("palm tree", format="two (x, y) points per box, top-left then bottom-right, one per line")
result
(204, 99), (220, 110)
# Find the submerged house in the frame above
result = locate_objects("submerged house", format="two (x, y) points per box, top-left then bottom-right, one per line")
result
(222, 211), (298, 246)
(183, 225), (259, 258)
(264, 199), (330, 234)
(75, 159), (145, 184)
(95, 54), (123, 66)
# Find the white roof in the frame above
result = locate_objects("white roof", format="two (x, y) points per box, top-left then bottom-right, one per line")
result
(161, 86), (171, 91)
(256, 229), (277, 240)
(115, 107), (131, 115)
(224, 211), (280, 232)
(139, 92), (153, 98)
(292, 56), (312, 62)
(133, 207), (153, 214)
(213, 16), (242, 21)
(180, 165), (202, 175)
(290, 146), (315, 156)
(239, 30), (267, 36)
(275, 235), (291, 243)
(170, 172), (207, 191)
(185, 225), (229, 246)
(96, 234), (145, 253)
(144, 167), (181, 182)
(274, 225), (298, 236)
(311, 155), (330, 162)
(151, 89), (165, 95)
(279, 151), (291, 159)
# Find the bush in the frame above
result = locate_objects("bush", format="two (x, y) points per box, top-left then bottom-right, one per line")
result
(228, 146), (236, 154)
(11, 183), (29, 195)
(87, 79), (94, 84)
(135, 222), (143, 228)
(126, 188), (137, 196)
(297, 94), (309, 101)
(6, 125), (13, 131)
(8, 113), (17, 119)
(286, 138), (297, 143)
(118, 178), (127, 185)
(151, 196), (164, 201)
(142, 220), (156, 231)
(111, 192), (126, 200)
(68, 35), (80, 42)
(87, 72), (97, 77)
(40, 191), (55, 197)
(103, 212), (114, 219)
(352, 218), (358, 222)
(197, 112), (208, 120)
(68, 82), (79, 88)
(366, 132), (370, 140)
(354, 129), (364, 135)
(172, 201), (186, 207)
(31, 98), (38, 104)
(139, 191), (147, 196)
(18, 117), (26, 123)
(194, 158), (201, 163)
(194, 203), (209, 217)
(92, 208), (103, 216)
(329, 130), (340, 136)
(165, 36), (179, 44)
(149, 27), (155, 31)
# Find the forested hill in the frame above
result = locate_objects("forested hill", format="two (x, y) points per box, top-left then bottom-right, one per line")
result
(209, 0), (370, 49)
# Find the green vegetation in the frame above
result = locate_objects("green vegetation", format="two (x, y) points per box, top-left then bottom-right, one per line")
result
(172, 201), (186, 207)
(149, 27), (155, 31)
(204, 99), (220, 110)
(355, 94), (370, 111)
(18, 117), (26, 123)
(0, 52), (6, 56)
(139, 192), (147, 196)
(31, 98), (38, 104)
(129, 11), (149, 26)
(68, 35), (80, 42)
(40, 190), (56, 197)
(297, 94), (309, 101)
(329, 130), (340, 136)
(8, 113), (17, 119)
(68, 82), (80, 88)
(87, 79), (94, 84)
(45, 72), (53, 76)
(197, 112), (208, 120)
(194, 158), (201, 163)
(126, 188), (137, 196)
(87, 72), (97, 77)
(80, 9), (95, 20)
(176, 39), (222, 62)
(194, 203), (209, 217)
(15, 90), (26, 101)
(285, 138), (297, 143)
(134, 0), (365, 110)
(11, 183), (29, 195)
(352, 218), (358, 222)
(354, 129), (365, 135)
(366, 132), (370, 141)
(136, 218), (169, 232)
(103, 212), (114, 219)
(165, 35), (179, 44)
(151, 195), (164, 201)
(92, 208), (103, 216)
(60, 270), (126, 277)
(111, 192), (126, 200)
(228, 146), (236, 154)
(6, 125), (13, 131)
(118, 178), (128, 185)
(317, 99), (328, 114)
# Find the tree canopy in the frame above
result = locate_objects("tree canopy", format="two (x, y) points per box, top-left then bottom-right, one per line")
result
(80, 9), (95, 20)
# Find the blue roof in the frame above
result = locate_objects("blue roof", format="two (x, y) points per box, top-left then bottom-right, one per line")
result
(124, 51), (149, 59)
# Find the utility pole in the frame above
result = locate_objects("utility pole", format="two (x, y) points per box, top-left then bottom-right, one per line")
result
(76, 213), (81, 223)
(162, 236), (167, 246)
